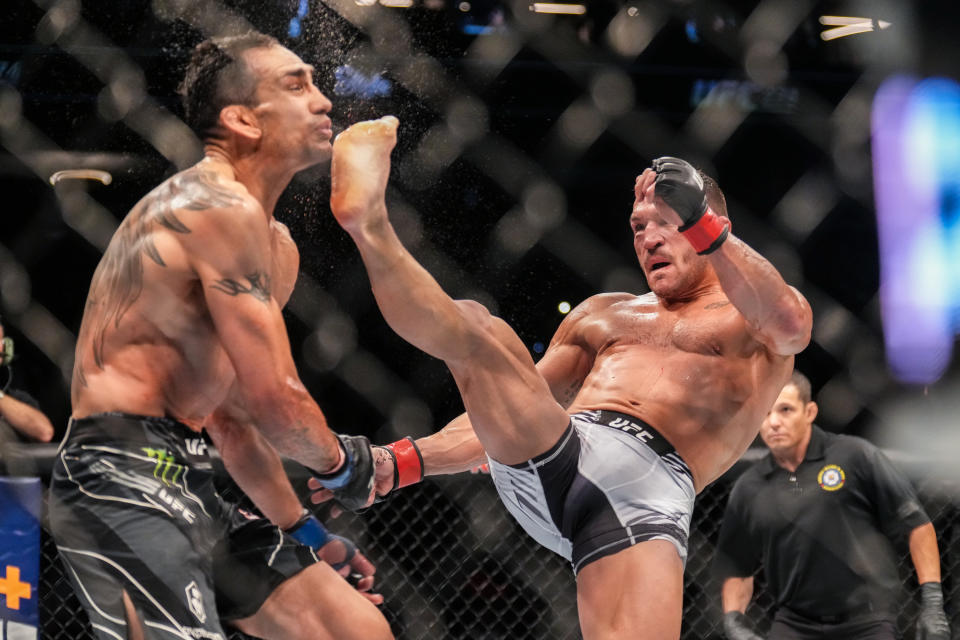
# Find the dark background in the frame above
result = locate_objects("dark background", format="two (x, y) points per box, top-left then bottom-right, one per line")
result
(1, 0), (959, 451)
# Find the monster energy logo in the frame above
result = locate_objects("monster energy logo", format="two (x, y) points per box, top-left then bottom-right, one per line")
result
(142, 447), (184, 485)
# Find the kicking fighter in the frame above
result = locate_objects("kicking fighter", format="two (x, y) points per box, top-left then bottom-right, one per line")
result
(322, 116), (811, 639)
(49, 32), (391, 640)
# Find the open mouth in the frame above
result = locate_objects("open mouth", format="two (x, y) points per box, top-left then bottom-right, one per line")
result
(649, 261), (670, 272)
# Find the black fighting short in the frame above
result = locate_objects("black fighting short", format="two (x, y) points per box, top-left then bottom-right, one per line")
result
(49, 413), (318, 640)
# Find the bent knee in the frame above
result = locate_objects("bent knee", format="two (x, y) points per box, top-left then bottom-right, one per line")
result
(454, 299), (493, 330)
(452, 299), (500, 350)
(453, 300), (524, 354)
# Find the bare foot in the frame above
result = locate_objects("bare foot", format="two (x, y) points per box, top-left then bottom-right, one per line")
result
(330, 116), (399, 233)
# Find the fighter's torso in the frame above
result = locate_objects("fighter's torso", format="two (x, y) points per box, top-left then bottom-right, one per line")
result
(71, 166), (299, 428)
(567, 291), (793, 491)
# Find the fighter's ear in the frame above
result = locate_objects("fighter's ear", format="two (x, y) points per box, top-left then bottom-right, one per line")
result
(219, 105), (262, 141)
(804, 401), (818, 424)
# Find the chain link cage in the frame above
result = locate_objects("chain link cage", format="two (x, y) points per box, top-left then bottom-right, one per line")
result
(36, 456), (960, 639)
(3, 0), (960, 638)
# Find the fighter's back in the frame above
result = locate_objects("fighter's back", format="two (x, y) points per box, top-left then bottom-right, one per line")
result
(71, 165), (258, 426)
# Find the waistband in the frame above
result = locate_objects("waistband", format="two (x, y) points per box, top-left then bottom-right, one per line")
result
(508, 409), (688, 472)
(579, 410), (678, 457)
(64, 412), (203, 448)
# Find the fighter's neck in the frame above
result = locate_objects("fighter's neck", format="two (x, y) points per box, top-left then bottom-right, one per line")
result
(658, 278), (724, 309)
(200, 149), (294, 218)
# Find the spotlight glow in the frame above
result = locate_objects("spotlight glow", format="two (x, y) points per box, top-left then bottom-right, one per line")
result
(819, 15), (891, 41)
(558, 301), (572, 314)
(531, 3), (587, 16)
(49, 169), (113, 186)
(872, 75), (960, 383)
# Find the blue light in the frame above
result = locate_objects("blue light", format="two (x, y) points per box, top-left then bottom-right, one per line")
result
(288, 0), (309, 39)
(462, 24), (495, 35)
(533, 342), (545, 354)
(872, 75), (960, 384)
(333, 64), (392, 99)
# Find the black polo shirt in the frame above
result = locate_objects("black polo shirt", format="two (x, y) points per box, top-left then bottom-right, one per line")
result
(713, 426), (930, 620)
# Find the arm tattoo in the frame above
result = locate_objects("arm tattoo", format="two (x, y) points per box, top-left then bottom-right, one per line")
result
(210, 272), (272, 303)
(82, 168), (245, 372)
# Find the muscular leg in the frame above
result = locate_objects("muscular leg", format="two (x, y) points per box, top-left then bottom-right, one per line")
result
(576, 540), (684, 640)
(331, 118), (569, 464)
(229, 562), (393, 640)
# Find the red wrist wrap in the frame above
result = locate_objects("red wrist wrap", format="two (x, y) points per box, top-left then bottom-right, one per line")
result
(680, 208), (730, 255)
(385, 437), (424, 488)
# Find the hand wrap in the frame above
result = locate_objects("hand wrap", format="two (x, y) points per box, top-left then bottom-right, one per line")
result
(375, 437), (424, 501)
(918, 582), (951, 640)
(652, 156), (730, 255)
(312, 433), (375, 512)
(286, 510), (358, 571)
(286, 509), (331, 548)
(722, 612), (764, 640)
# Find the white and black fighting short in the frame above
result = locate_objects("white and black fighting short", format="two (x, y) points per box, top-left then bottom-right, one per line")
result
(488, 410), (695, 574)
(49, 413), (319, 640)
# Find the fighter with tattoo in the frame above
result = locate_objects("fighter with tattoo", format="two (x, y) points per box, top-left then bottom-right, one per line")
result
(49, 32), (392, 640)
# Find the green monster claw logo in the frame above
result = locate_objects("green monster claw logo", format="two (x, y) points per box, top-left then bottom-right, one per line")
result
(142, 447), (184, 485)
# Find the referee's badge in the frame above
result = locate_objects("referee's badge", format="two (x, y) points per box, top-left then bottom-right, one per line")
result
(817, 464), (845, 491)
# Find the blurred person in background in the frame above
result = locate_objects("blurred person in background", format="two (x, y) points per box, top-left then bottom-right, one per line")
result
(714, 370), (950, 640)
(0, 315), (55, 446)
(320, 108), (812, 640)
(47, 31), (391, 640)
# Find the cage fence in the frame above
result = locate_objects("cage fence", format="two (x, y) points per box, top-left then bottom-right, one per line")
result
(2, 0), (959, 638)
(34, 459), (960, 639)
(2, 0), (924, 433)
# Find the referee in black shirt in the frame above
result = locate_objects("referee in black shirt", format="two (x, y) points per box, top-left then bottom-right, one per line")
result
(713, 371), (950, 640)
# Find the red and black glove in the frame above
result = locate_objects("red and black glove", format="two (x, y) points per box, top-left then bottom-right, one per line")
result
(374, 437), (424, 501)
(652, 156), (730, 255)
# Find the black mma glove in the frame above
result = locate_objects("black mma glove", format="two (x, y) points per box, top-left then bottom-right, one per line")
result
(373, 437), (424, 502)
(722, 611), (764, 640)
(652, 156), (730, 255)
(917, 582), (951, 640)
(312, 434), (375, 512)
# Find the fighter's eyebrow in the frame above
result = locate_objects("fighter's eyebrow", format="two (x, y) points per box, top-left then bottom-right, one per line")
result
(280, 65), (315, 80)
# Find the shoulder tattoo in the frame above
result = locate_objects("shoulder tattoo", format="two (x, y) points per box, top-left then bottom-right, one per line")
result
(85, 168), (245, 370)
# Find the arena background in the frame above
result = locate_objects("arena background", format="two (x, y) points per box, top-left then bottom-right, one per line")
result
(1, 0), (959, 638)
